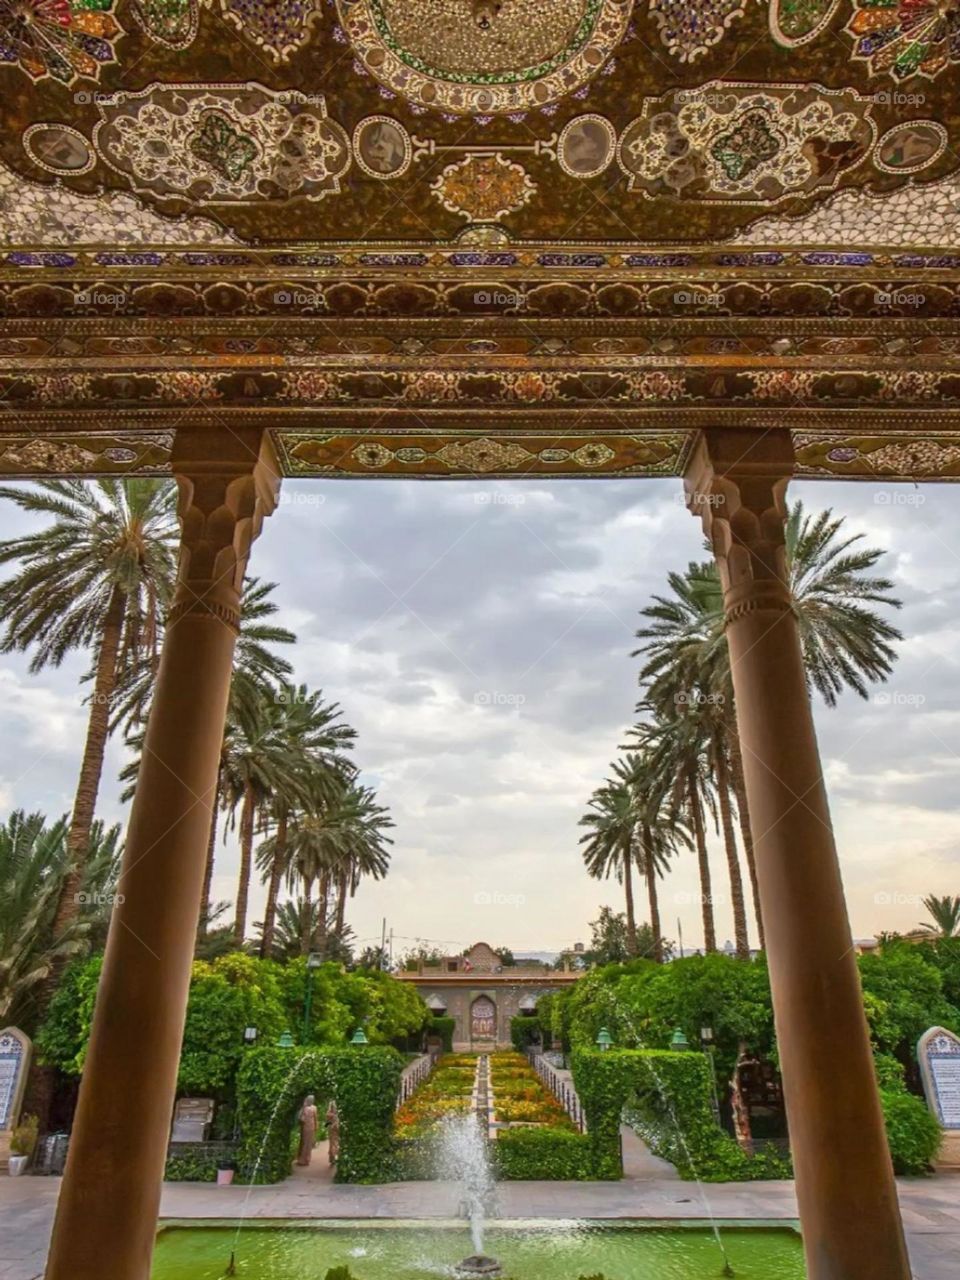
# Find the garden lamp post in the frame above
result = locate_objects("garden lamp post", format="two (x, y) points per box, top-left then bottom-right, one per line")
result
(670, 1026), (691, 1051)
(700, 1024), (722, 1124)
(243, 1026), (258, 1046)
(303, 951), (323, 1043)
(596, 1027), (613, 1051)
(278, 1030), (294, 1048)
(350, 1026), (369, 1046)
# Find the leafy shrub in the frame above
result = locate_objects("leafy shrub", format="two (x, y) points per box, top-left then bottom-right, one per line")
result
(574, 1048), (791, 1182)
(236, 1045), (403, 1184)
(881, 1090), (941, 1175)
(510, 1015), (543, 1052)
(164, 1143), (239, 1183)
(494, 1127), (593, 1180)
(874, 1052), (907, 1093)
(427, 1016), (455, 1052)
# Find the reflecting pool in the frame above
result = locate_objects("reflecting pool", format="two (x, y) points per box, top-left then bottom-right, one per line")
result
(152, 1219), (806, 1279)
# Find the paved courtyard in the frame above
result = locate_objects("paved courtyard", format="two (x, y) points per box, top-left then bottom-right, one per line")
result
(1, 1133), (958, 1280)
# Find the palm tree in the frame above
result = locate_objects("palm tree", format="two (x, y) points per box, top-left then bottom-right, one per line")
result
(0, 480), (177, 937)
(0, 810), (122, 1027)
(635, 508), (902, 955)
(632, 711), (718, 953)
(281, 778), (389, 958)
(920, 895), (960, 938)
(221, 696), (299, 946)
(580, 758), (654, 957)
(328, 782), (394, 942)
(255, 687), (357, 957)
(113, 576), (297, 933)
(621, 757), (689, 962)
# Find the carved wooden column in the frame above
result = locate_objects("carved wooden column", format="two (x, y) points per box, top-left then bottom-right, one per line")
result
(45, 428), (280, 1280)
(686, 428), (909, 1280)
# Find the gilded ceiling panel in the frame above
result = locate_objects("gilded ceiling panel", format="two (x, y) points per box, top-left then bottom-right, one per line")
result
(0, 0), (958, 246)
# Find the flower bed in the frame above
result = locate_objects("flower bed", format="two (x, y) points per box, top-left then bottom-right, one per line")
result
(490, 1051), (575, 1132)
(394, 1058), (475, 1139)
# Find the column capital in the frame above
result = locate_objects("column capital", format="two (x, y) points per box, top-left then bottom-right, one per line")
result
(684, 428), (795, 622)
(170, 427), (280, 631)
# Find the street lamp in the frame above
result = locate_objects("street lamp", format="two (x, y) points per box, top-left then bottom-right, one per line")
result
(303, 951), (323, 1044)
(350, 1026), (369, 1046)
(278, 1030), (295, 1048)
(595, 1027), (614, 1051)
(670, 1026), (691, 1051)
(699, 1024), (722, 1124)
(243, 1026), (258, 1045)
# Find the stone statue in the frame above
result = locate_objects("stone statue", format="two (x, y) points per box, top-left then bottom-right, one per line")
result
(296, 1094), (318, 1167)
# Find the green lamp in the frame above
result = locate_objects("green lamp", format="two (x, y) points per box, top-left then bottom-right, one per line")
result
(350, 1027), (369, 1046)
(278, 1030), (295, 1048)
(670, 1026), (691, 1051)
(595, 1027), (614, 1051)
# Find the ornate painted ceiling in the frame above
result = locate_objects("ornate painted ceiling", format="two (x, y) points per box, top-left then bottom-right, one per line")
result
(1, 0), (959, 481)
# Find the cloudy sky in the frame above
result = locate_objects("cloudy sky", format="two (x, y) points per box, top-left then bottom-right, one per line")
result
(2, 473), (959, 960)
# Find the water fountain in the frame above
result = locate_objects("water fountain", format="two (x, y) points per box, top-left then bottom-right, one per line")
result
(437, 1056), (502, 1279)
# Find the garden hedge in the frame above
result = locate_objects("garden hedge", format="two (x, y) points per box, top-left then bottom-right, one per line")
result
(426, 1016), (456, 1052)
(494, 1127), (593, 1180)
(509, 1015), (543, 1052)
(572, 1048), (791, 1182)
(235, 1044), (403, 1184)
(880, 1089), (942, 1175)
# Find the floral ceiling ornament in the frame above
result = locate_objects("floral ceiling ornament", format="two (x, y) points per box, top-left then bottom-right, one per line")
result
(769, 0), (843, 47)
(617, 83), (876, 204)
(845, 0), (960, 81)
(0, 0), (122, 84)
(336, 0), (633, 115)
(208, 0), (324, 62)
(432, 152), (536, 221)
(93, 83), (351, 206)
(648, 0), (749, 62)
(130, 0), (198, 47)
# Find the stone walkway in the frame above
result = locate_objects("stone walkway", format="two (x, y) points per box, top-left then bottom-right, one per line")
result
(1, 1157), (958, 1279)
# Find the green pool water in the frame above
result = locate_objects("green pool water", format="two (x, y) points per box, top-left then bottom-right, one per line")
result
(152, 1220), (806, 1279)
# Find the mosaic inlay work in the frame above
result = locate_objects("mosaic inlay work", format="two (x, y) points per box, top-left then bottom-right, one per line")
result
(0, 0), (121, 84)
(213, 0), (325, 63)
(277, 429), (689, 478)
(130, 0), (197, 47)
(336, 0), (632, 114)
(617, 84), (876, 205)
(0, 432), (173, 474)
(846, 0), (960, 82)
(431, 152), (536, 221)
(92, 84), (351, 205)
(794, 434), (960, 479)
(769, 0), (843, 47)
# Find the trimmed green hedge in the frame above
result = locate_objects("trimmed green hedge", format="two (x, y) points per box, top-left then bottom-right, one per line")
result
(426, 1016), (456, 1053)
(880, 1089), (942, 1175)
(572, 1048), (791, 1182)
(164, 1142), (239, 1182)
(494, 1127), (593, 1180)
(236, 1045), (403, 1184)
(510, 1015), (543, 1052)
